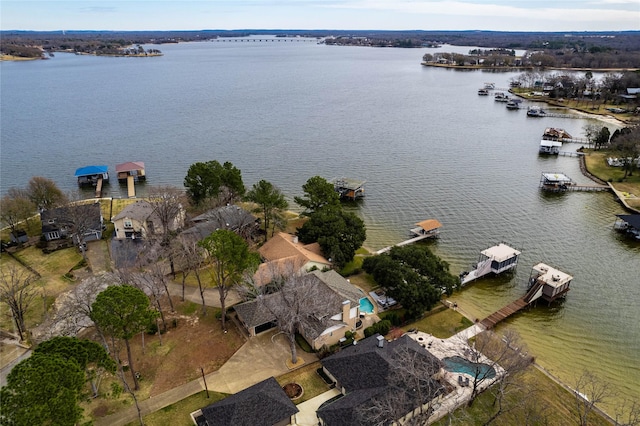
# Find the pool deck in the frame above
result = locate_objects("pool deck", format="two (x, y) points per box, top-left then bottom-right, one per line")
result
(407, 329), (504, 423)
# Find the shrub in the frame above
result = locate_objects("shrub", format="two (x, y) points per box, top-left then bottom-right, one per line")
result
(147, 322), (159, 335)
(364, 320), (392, 337)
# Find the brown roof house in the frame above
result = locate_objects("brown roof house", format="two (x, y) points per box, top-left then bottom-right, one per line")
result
(234, 270), (362, 350)
(191, 377), (298, 426)
(317, 334), (446, 426)
(252, 232), (332, 287)
(111, 200), (184, 240)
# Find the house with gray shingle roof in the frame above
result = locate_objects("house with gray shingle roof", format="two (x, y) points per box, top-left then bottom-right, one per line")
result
(112, 200), (184, 240)
(318, 334), (445, 426)
(180, 205), (258, 245)
(234, 270), (361, 349)
(191, 376), (298, 426)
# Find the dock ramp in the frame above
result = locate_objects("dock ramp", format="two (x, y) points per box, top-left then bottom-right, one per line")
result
(127, 175), (136, 198)
(461, 259), (493, 285)
(480, 281), (544, 329)
(95, 178), (103, 198)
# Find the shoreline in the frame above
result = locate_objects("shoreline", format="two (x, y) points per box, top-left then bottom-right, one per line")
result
(421, 62), (640, 73)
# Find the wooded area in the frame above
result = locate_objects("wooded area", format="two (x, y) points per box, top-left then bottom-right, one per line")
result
(2, 30), (639, 69)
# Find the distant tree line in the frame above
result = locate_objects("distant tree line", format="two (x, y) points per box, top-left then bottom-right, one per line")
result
(2, 30), (639, 66)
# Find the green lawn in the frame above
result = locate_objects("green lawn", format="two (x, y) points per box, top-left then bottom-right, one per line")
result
(126, 391), (228, 426)
(124, 362), (329, 426)
(584, 150), (640, 209)
(403, 307), (473, 338)
(275, 361), (330, 404)
(433, 366), (611, 426)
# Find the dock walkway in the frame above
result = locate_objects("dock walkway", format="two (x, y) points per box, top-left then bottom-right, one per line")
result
(480, 281), (543, 329)
(375, 234), (432, 254)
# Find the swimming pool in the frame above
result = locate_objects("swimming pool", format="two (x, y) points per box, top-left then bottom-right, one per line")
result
(443, 356), (496, 379)
(359, 297), (374, 314)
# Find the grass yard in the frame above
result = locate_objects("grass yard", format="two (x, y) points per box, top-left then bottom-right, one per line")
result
(404, 308), (473, 339)
(584, 150), (640, 209)
(131, 391), (228, 426)
(1, 247), (84, 334)
(83, 298), (244, 422)
(433, 365), (610, 426)
(344, 271), (378, 293)
(275, 361), (330, 404)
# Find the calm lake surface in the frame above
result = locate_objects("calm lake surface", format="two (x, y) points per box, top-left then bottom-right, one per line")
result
(1, 38), (638, 411)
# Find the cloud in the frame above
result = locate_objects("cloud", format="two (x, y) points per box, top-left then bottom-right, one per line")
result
(324, 0), (638, 23)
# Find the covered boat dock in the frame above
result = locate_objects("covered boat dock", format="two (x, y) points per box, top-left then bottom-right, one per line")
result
(460, 243), (521, 286)
(330, 177), (365, 200)
(116, 161), (146, 198)
(614, 214), (640, 240)
(75, 165), (109, 197)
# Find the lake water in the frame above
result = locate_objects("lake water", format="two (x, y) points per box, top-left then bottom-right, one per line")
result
(1, 38), (638, 413)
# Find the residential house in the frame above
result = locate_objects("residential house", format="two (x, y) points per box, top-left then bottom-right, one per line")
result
(258, 232), (331, 273)
(180, 205), (258, 245)
(40, 203), (103, 242)
(112, 200), (184, 240)
(191, 377), (298, 426)
(234, 270), (361, 350)
(318, 334), (445, 426)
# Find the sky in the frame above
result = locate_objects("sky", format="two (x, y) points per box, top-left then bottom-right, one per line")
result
(1, 0), (639, 32)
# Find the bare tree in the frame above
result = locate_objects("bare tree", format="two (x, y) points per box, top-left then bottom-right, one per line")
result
(174, 238), (207, 313)
(458, 329), (533, 407)
(27, 176), (66, 211)
(572, 370), (614, 426)
(0, 263), (38, 341)
(59, 199), (103, 264)
(133, 237), (176, 312)
(249, 267), (342, 364)
(33, 272), (118, 343)
(146, 185), (185, 276)
(0, 188), (35, 244)
(614, 399), (640, 426)
(476, 329), (534, 424)
(357, 344), (446, 426)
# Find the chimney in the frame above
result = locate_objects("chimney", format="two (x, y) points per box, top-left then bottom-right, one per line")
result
(292, 235), (299, 244)
(342, 300), (350, 322)
(377, 335), (385, 348)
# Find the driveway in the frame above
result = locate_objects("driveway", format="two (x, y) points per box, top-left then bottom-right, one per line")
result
(95, 329), (318, 426)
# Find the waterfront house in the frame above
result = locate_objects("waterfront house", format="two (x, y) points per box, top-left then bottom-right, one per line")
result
(191, 377), (298, 426)
(234, 270), (361, 349)
(317, 334), (445, 426)
(179, 205), (258, 245)
(258, 232), (331, 272)
(111, 200), (184, 239)
(40, 203), (103, 243)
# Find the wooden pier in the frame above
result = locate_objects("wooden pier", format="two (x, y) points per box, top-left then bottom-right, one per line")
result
(480, 263), (573, 329)
(127, 175), (136, 198)
(95, 177), (103, 198)
(541, 184), (610, 192)
(539, 172), (610, 193)
(480, 281), (542, 329)
(558, 151), (585, 157)
(376, 233), (433, 254)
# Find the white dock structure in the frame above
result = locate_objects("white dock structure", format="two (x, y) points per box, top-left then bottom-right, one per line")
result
(460, 243), (521, 286)
(376, 219), (442, 254)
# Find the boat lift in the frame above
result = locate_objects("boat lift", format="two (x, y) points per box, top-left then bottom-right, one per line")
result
(460, 242), (521, 286)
